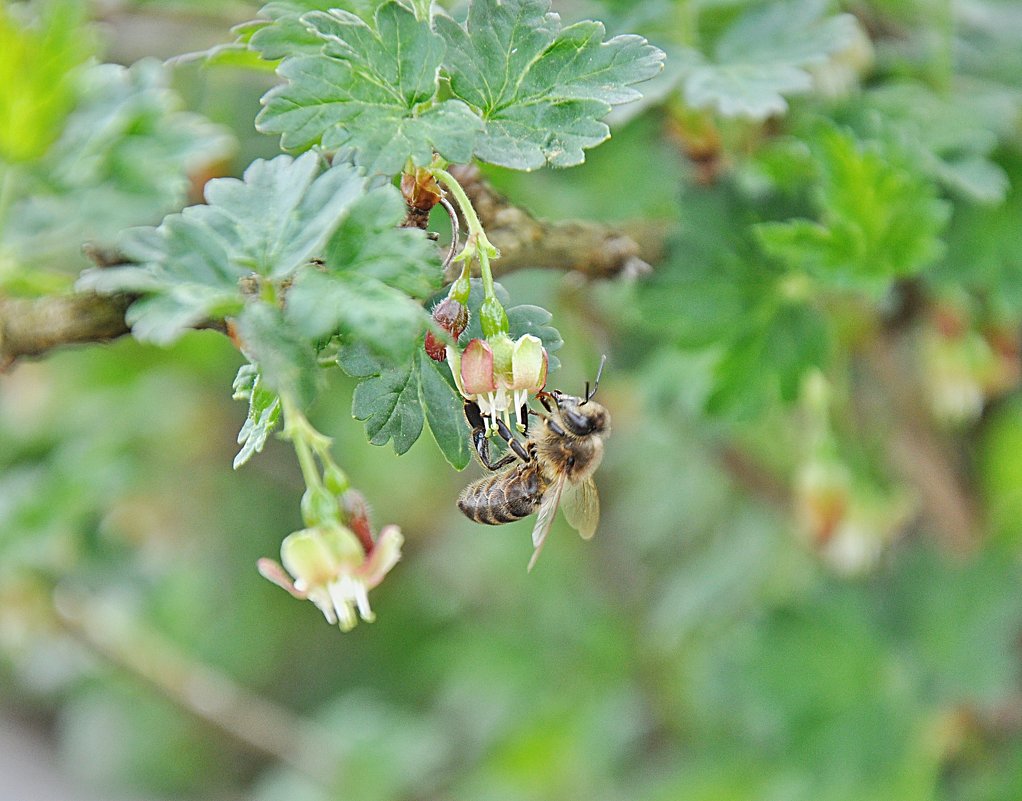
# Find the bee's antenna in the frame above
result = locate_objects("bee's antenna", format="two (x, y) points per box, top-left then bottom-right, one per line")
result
(582, 354), (607, 404)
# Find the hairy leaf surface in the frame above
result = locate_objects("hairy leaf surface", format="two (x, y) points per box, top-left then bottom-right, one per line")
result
(435, 0), (664, 169)
(258, 1), (481, 173)
(677, 0), (866, 119)
(78, 154), (365, 344)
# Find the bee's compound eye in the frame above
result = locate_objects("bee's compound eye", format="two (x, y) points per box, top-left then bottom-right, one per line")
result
(564, 409), (596, 435)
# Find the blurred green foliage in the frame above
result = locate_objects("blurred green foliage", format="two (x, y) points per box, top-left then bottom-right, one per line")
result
(3, 1), (1022, 801)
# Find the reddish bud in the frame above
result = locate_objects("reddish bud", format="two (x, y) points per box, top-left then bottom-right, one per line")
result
(424, 296), (469, 361)
(424, 331), (447, 361)
(400, 167), (443, 212)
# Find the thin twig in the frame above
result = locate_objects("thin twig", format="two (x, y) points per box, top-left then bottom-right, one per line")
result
(447, 164), (666, 280)
(53, 586), (343, 788)
(857, 328), (980, 552)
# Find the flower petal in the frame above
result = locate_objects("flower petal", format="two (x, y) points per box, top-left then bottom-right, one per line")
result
(280, 529), (340, 588)
(360, 525), (404, 589)
(460, 338), (498, 395)
(510, 334), (548, 391)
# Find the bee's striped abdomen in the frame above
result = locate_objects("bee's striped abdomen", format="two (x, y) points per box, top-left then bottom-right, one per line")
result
(458, 466), (545, 525)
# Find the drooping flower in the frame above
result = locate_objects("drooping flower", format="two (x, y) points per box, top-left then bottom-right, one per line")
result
(507, 332), (548, 413)
(258, 523), (403, 632)
(449, 333), (548, 431)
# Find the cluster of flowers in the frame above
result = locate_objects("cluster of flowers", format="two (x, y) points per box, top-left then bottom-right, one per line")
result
(260, 282), (550, 632)
(426, 289), (548, 434)
(259, 167), (551, 632)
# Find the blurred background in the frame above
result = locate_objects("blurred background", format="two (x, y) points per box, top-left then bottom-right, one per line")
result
(3, 0), (1022, 799)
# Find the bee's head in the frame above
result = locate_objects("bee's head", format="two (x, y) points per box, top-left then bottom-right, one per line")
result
(557, 397), (610, 436)
(545, 356), (611, 436)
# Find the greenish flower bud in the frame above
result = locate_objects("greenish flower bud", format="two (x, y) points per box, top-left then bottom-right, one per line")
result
(323, 465), (350, 496)
(479, 295), (509, 338)
(301, 486), (339, 527)
(449, 273), (471, 305)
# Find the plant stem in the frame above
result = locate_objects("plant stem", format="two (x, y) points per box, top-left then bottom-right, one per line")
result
(432, 167), (499, 299)
(54, 587), (343, 787)
(281, 395), (328, 494)
(478, 243), (495, 299)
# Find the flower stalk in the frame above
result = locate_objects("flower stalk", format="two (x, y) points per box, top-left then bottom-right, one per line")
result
(431, 166), (501, 303)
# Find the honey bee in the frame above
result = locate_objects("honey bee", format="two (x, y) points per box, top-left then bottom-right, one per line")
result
(458, 362), (611, 570)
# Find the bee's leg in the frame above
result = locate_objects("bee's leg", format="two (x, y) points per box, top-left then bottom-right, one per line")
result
(536, 392), (555, 414)
(526, 407), (565, 436)
(494, 418), (532, 463)
(475, 431), (518, 470)
(465, 401), (518, 471)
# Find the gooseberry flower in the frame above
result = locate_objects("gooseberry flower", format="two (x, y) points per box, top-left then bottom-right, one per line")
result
(258, 523), (403, 632)
(451, 333), (548, 431)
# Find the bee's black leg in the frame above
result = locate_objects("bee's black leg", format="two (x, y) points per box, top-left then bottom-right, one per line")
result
(465, 401), (518, 471)
(494, 418), (531, 463)
(527, 407), (565, 436)
(519, 401), (530, 433)
(474, 430), (518, 470)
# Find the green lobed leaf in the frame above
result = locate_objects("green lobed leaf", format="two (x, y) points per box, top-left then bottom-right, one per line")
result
(200, 152), (365, 278)
(418, 349), (472, 470)
(755, 127), (951, 289)
(337, 341), (473, 468)
(78, 153), (365, 344)
(232, 363), (282, 469)
(248, 2), (339, 60)
(235, 302), (319, 408)
(123, 290), (241, 347)
(284, 184), (440, 362)
(677, 0), (867, 120)
(435, 0), (664, 170)
(322, 185), (440, 298)
(4, 59), (233, 270)
(187, 1), (403, 67)
(286, 270), (429, 363)
(839, 82), (1015, 203)
(79, 217), (246, 345)
(257, 1), (481, 174)
(341, 344), (425, 454)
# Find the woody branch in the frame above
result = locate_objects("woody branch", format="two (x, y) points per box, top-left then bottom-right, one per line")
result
(0, 171), (669, 368)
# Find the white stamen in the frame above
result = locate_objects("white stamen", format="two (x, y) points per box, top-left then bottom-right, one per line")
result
(327, 580), (357, 631)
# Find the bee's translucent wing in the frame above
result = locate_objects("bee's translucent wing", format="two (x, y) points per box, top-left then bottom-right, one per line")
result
(527, 476), (566, 572)
(562, 477), (600, 540)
